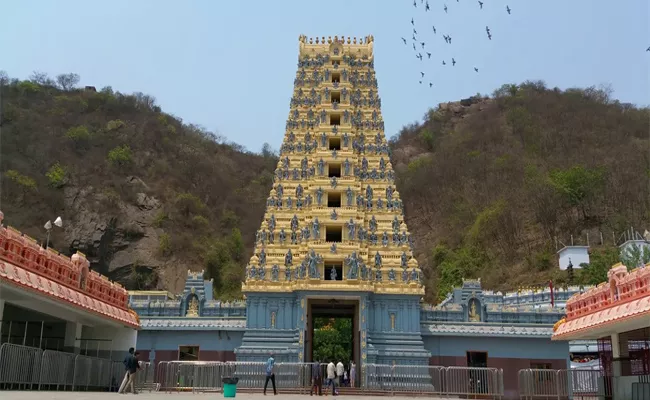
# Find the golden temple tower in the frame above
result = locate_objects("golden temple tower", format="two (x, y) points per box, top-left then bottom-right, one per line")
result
(242, 35), (423, 294)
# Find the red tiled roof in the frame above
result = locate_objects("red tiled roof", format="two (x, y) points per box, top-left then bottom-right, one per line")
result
(0, 261), (139, 328)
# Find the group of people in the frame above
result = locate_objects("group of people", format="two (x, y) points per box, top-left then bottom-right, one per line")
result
(117, 347), (141, 394)
(263, 354), (357, 396)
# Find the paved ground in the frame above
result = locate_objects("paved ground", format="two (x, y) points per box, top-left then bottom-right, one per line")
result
(2, 392), (456, 400)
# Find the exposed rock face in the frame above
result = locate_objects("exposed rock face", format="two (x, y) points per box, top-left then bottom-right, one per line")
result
(62, 177), (189, 292)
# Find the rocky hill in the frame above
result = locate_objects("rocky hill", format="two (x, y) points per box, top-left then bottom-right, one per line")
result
(1, 73), (648, 301)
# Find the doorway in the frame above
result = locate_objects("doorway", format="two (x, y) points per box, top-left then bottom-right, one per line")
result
(466, 351), (488, 394)
(305, 298), (360, 387)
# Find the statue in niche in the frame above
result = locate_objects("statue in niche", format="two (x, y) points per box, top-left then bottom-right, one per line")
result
(366, 185), (373, 199)
(287, 197), (293, 209)
(312, 218), (320, 239)
(388, 269), (396, 282)
(296, 197), (303, 209)
(469, 299), (481, 322)
(374, 251), (382, 267)
(276, 184), (284, 198)
(271, 311), (276, 328)
(392, 232), (399, 245)
(382, 231), (389, 247)
(316, 187), (324, 206)
(401, 251), (408, 268)
(375, 268), (382, 281)
(324, 87), (330, 99)
(330, 243), (337, 254)
(402, 269), (409, 283)
(282, 156), (290, 169)
(258, 266), (266, 281)
(380, 157), (386, 171)
(290, 230), (297, 244)
(285, 249), (293, 266)
(377, 197), (383, 209)
(343, 133), (349, 147)
(186, 296), (199, 317)
(320, 110), (326, 122)
(331, 148), (337, 159)
(386, 186), (394, 201)
(346, 218), (356, 240)
(308, 250), (320, 278)
(366, 198), (373, 210)
(330, 266), (338, 281)
(347, 252), (359, 279)
(360, 262), (368, 280)
(296, 184), (304, 198)
(370, 232), (378, 246)
(306, 194), (313, 206)
(293, 168), (299, 180)
(362, 157), (368, 171)
(271, 265), (279, 282)
(318, 158), (325, 176)
(330, 176), (338, 189)
(321, 133), (327, 148)
(268, 214), (276, 231)
(248, 265), (257, 280)
(369, 215), (378, 232)
(268, 231), (274, 244)
(400, 231), (408, 245)
(346, 186), (354, 206)
(299, 261), (307, 279)
(356, 194), (363, 208)
(285, 266), (292, 281)
(260, 229), (268, 244)
(301, 226), (310, 241)
(410, 268), (418, 283)
(291, 214), (299, 231)
(392, 216), (400, 232)
(279, 229), (286, 244)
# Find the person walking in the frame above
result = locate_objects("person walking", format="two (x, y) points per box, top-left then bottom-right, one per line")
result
(119, 350), (140, 394)
(310, 360), (322, 396)
(350, 361), (356, 388)
(326, 361), (337, 396)
(118, 348), (135, 394)
(263, 353), (277, 395)
(336, 361), (344, 388)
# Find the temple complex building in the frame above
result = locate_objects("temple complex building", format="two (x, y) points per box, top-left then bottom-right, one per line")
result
(0, 210), (139, 367)
(553, 263), (650, 399)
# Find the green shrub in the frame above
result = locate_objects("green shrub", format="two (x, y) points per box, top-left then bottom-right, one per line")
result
(107, 145), (132, 166)
(106, 119), (125, 131)
(153, 211), (168, 227)
(17, 81), (40, 93)
(159, 233), (172, 256)
(6, 170), (37, 190)
(46, 163), (67, 188)
(65, 125), (91, 142)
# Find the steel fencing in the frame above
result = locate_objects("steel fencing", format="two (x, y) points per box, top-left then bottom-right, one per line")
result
(519, 368), (603, 399)
(0, 342), (135, 392)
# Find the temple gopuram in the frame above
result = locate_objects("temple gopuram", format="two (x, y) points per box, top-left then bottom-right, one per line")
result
(126, 34), (592, 398)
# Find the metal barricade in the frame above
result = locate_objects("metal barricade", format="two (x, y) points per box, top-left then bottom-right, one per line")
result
(519, 368), (602, 399)
(38, 349), (76, 390)
(0, 343), (43, 390)
(445, 366), (503, 398)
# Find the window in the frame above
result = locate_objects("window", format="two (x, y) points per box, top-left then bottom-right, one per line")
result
(179, 346), (199, 361)
(327, 192), (341, 207)
(531, 363), (552, 370)
(328, 162), (341, 177)
(330, 113), (340, 125)
(325, 225), (342, 243)
(329, 138), (341, 151)
(331, 91), (340, 103)
(332, 72), (340, 83)
(325, 261), (343, 281)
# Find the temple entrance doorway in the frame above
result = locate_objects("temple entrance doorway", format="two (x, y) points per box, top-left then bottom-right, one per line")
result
(305, 298), (360, 387)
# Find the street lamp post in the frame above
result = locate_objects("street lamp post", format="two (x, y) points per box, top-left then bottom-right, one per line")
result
(44, 216), (63, 249)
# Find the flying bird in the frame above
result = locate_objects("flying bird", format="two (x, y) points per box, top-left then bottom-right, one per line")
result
(442, 60), (447, 65)
(417, 53), (423, 60)
(421, 72), (425, 77)
(646, 46), (650, 51)
(506, 5), (511, 14)
(411, 18), (414, 25)
(486, 26), (490, 33)
(412, 33), (417, 41)
(478, 1), (483, 9)
(474, 67), (479, 72)
(427, 52), (432, 58)
(413, 28), (418, 35)
(419, 80), (423, 84)
(429, 82), (433, 88)
(448, 35), (452, 44)
(444, 4), (448, 13)
(432, 26), (437, 34)
(488, 33), (492, 40)
(402, 37), (407, 44)
(452, 58), (456, 66)
(426, 1), (430, 11)
(413, 43), (417, 51)
(421, 42), (426, 48)
(443, 35), (449, 43)
(413, 0), (417, 7)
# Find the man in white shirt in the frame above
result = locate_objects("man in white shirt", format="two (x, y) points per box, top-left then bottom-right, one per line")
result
(326, 361), (337, 396)
(336, 361), (344, 387)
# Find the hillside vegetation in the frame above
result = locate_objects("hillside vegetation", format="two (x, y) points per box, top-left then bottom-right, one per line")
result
(1, 72), (648, 301)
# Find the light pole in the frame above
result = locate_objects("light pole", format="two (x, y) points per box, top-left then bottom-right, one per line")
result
(44, 216), (63, 249)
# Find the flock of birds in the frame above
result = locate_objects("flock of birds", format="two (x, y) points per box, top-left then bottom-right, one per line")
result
(402, 0), (513, 88)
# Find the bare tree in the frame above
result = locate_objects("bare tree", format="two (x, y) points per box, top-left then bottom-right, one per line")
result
(56, 73), (80, 91)
(0, 70), (8, 86)
(29, 71), (55, 86)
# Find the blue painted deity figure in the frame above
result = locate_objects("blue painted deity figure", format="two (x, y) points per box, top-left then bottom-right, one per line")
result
(330, 176), (338, 188)
(411, 268), (419, 282)
(386, 186), (394, 201)
(301, 157), (308, 169)
(360, 262), (368, 280)
(325, 69), (330, 80)
(291, 214), (299, 231)
(366, 198), (373, 210)
(312, 218), (320, 239)
(401, 251), (408, 268)
(308, 250), (319, 278)
(330, 209), (338, 220)
(306, 194), (313, 206)
(380, 157), (386, 171)
(268, 231), (274, 244)
(276, 184), (284, 198)
(366, 184), (373, 199)
(305, 132), (312, 142)
(343, 110), (349, 123)
(402, 269), (408, 283)
(369, 232), (378, 246)
(271, 265), (279, 282)
(392, 232), (399, 245)
(279, 229), (286, 244)
(357, 226), (364, 242)
(330, 266), (338, 281)
(392, 216), (400, 232)
(387, 170), (395, 181)
(291, 230), (297, 244)
(316, 187), (324, 206)
(292, 168), (299, 180)
(346, 252), (359, 279)
(369, 215), (378, 232)
(248, 265), (257, 280)
(377, 197), (383, 209)
(370, 169), (378, 180)
(332, 148), (337, 158)
(260, 229), (268, 244)
(372, 110), (378, 121)
(345, 218), (355, 240)
(267, 197), (274, 208)
(258, 266), (266, 281)
(388, 269), (396, 282)
(283, 168), (289, 180)
(299, 261), (307, 279)
(282, 156), (290, 169)
(400, 231), (408, 245)
(320, 133), (327, 148)
(362, 157), (368, 171)
(296, 184), (303, 198)
(324, 87), (330, 99)
(330, 243), (337, 254)
(375, 268), (382, 282)
(382, 231), (389, 247)
(356, 194), (363, 208)
(285, 249), (293, 266)
(286, 197), (293, 209)
(346, 187), (354, 206)
(332, 124), (338, 134)
(375, 251), (382, 267)
(296, 197), (303, 209)
(259, 249), (266, 265)
(309, 166), (315, 177)
(343, 133), (349, 147)
(318, 159), (325, 176)
(342, 69), (348, 81)
(320, 110), (326, 123)
(297, 143), (304, 153)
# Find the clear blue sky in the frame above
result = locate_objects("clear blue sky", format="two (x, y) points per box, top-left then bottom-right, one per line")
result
(2, 0), (648, 152)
